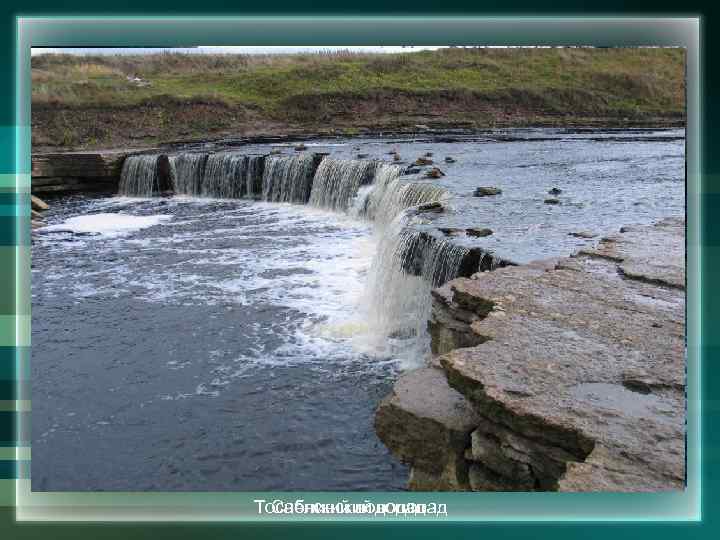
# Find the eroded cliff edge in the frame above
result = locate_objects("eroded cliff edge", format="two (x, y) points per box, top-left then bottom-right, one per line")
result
(375, 217), (685, 492)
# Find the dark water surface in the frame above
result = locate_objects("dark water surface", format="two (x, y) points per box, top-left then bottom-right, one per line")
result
(31, 129), (684, 491)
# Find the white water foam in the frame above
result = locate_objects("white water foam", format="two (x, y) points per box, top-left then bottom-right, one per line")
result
(38, 199), (415, 374)
(39, 213), (171, 237)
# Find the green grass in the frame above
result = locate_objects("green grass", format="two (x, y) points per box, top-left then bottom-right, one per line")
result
(31, 47), (686, 149)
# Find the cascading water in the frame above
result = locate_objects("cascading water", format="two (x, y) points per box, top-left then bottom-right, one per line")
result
(168, 153), (208, 196)
(372, 181), (450, 227)
(262, 154), (319, 203)
(398, 229), (472, 287)
(201, 153), (265, 199)
(168, 152), (265, 199)
(117, 150), (490, 362)
(344, 162), (490, 359)
(352, 163), (402, 219)
(245, 155), (265, 199)
(309, 158), (377, 211)
(119, 154), (162, 197)
(201, 153), (244, 198)
(363, 211), (471, 352)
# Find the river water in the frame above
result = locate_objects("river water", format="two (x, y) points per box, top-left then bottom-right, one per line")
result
(31, 128), (685, 491)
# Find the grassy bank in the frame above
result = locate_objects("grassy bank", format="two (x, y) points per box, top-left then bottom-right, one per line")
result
(31, 47), (686, 150)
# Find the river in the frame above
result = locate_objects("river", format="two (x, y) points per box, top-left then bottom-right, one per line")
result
(31, 128), (684, 490)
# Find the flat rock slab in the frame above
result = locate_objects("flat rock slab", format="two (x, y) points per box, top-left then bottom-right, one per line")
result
(375, 366), (480, 489)
(580, 217), (684, 289)
(31, 148), (159, 194)
(440, 219), (685, 492)
(32, 150), (144, 178)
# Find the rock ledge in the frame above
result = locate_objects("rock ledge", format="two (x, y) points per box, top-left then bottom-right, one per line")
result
(376, 218), (686, 492)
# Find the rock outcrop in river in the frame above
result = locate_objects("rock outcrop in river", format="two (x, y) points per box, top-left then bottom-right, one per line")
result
(31, 195), (49, 229)
(32, 149), (148, 195)
(375, 217), (685, 492)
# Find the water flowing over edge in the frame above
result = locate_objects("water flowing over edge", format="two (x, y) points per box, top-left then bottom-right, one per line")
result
(119, 155), (162, 197)
(120, 150), (506, 359)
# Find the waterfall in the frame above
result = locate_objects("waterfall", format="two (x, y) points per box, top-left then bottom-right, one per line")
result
(397, 229), (472, 287)
(372, 181), (450, 227)
(201, 153), (265, 199)
(353, 163), (402, 219)
(116, 150), (501, 361)
(357, 168), (508, 356)
(262, 154), (319, 203)
(118, 155), (162, 197)
(363, 213), (470, 347)
(308, 158), (377, 211)
(245, 155), (265, 199)
(169, 153), (208, 196)
(201, 153), (244, 198)
(168, 152), (265, 199)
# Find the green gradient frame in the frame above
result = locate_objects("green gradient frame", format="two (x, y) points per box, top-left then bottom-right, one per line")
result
(10, 16), (700, 522)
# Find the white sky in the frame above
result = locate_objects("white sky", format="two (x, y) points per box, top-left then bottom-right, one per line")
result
(31, 46), (447, 56)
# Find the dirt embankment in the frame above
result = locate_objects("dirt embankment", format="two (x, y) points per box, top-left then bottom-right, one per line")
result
(31, 92), (684, 153)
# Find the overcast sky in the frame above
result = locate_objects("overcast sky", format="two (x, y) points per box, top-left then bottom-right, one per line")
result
(31, 46), (446, 56)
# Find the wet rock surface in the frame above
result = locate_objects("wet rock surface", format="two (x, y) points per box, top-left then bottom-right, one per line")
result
(425, 167), (446, 179)
(569, 231), (596, 239)
(466, 228), (493, 237)
(439, 227), (464, 237)
(376, 218), (685, 492)
(473, 186), (502, 197)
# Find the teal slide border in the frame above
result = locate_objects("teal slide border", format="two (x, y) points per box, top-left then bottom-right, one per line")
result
(0, 2), (717, 538)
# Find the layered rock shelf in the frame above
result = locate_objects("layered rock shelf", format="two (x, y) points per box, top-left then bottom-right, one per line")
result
(375, 217), (685, 492)
(31, 149), (153, 194)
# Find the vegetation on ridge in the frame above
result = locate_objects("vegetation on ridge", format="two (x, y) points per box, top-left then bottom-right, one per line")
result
(31, 47), (686, 150)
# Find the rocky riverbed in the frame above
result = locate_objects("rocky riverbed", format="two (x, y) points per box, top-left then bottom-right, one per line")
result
(375, 217), (685, 492)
